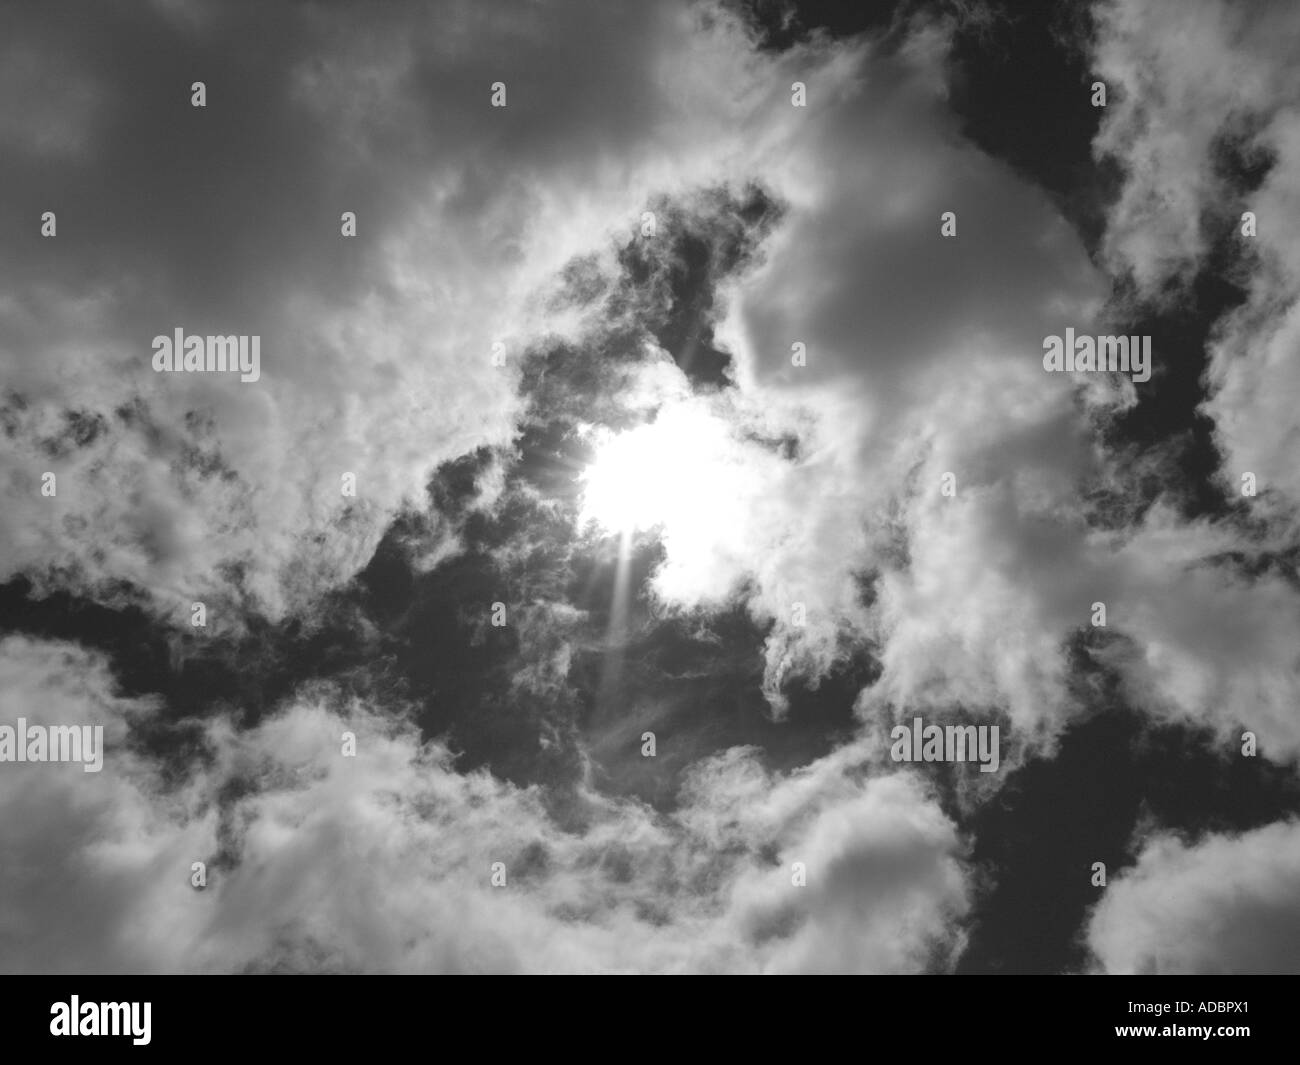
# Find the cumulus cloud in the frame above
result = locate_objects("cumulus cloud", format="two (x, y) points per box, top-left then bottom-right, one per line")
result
(694, 20), (1109, 733)
(1093, 0), (1300, 513)
(1069, 0), (1300, 764)
(1092, 0), (1297, 298)
(0, 634), (967, 973)
(0, 0), (820, 623)
(1087, 820), (1300, 974)
(5, 0), (1298, 978)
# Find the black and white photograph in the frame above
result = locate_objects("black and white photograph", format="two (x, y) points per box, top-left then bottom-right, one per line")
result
(0, 0), (1296, 1037)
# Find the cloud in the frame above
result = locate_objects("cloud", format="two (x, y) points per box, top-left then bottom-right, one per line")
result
(1093, 0), (1300, 513)
(1092, 0), (1297, 296)
(469, 3), (1300, 775)
(0, 634), (967, 973)
(691, 19), (1109, 730)
(1086, 820), (1300, 974)
(716, 761), (970, 972)
(0, 0), (819, 623)
(635, 0), (1300, 764)
(6, 0), (1297, 978)
(1070, 0), (1300, 764)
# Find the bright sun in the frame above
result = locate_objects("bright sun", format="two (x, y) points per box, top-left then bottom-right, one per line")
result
(578, 403), (732, 538)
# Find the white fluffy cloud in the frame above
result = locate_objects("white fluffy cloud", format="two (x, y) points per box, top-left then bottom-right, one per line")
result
(0, 634), (968, 973)
(651, 0), (1300, 761)
(1071, 0), (1300, 763)
(1093, 0), (1300, 514)
(564, 21), (1101, 736)
(539, 5), (1300, 772)
(0, 1), (817, 623)
(1092, 0), (1300, 298)
(1087, 820), (1300, 974)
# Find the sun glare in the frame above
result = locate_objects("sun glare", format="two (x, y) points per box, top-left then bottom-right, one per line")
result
(578, 403), (732, 538)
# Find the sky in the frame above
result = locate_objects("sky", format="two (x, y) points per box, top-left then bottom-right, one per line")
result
(1, 0), (1298, 974)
